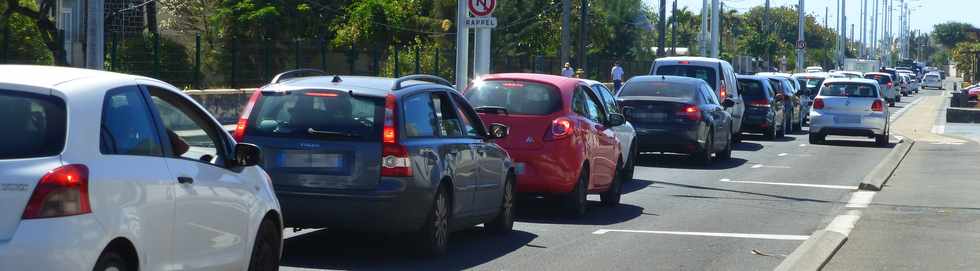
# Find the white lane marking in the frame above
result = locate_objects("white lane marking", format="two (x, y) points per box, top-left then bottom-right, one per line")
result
(751, 164), (763, 168)
(751, 164), (791, 169)
(931, 125), (946, 134)
(799, 144), (808, 147)
(845, 191), (877, 208)
(825, 211), (862, 236)
(592, 229), (810, 240)
(778, 153), (789, 156)
(720, 179), (858, 190)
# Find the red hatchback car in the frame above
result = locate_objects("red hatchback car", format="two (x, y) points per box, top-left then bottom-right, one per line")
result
(464, 73), (626, 216)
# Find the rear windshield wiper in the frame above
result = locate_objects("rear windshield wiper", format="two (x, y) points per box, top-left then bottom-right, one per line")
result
(307, 128), (360, 138)
(474, 106), (509, 115)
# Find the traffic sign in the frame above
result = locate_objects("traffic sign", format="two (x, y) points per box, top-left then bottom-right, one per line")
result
(464, 17), (498, 28)
(468, 0), (497, 17)
(796, 40), (806, 49)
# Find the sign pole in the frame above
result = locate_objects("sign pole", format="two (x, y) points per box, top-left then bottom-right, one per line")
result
(474, 29), (491, 76)
(455, 0), (470, 90)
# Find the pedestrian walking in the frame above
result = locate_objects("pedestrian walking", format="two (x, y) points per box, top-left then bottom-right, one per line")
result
(562, 63), (575, 77)
(611, 62), (625, 91)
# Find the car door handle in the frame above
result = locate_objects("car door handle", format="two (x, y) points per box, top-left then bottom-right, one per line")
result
(177, 177), (194, 184)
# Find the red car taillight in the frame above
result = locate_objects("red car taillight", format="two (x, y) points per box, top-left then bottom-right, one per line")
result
(23, 164), (91, 219)
(887, 82), (893, 89)
(719, 84), (728, 99)
(233, 90), (263, 142)
(381, 94), (412, 177)
(749, 99), (771, 107)
(677, 105), (702, 122)
(813, 98), (825, 109)
(545, 117), (574, 141)
(871, 99), (884, 112)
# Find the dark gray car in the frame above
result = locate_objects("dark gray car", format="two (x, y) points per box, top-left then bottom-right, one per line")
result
(235, 70), (516, 256)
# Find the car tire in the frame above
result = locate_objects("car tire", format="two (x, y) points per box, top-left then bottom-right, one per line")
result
(809, 133), (825, 144)
(418, 186), (450, 256)
(765, 121), (777, 140)
(93, 250), (129, 271)
(621, 142), (637, 183)
(717, 130), (733, 160)
(247, 219), (281, 271)
(565, 167), (589, 218)
(875, 134), (889, 147)
(600, 160), (622, 207)
(896, 96), (902, 102)
(693, 131), (714, 166)
(485, 177), (515, 234)
(777, 118), (787, 138)
(889, 101), (896, 107)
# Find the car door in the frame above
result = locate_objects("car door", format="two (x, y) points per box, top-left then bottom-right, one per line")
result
(722, 63), (744, 131)
(429, 90), (482, 216)
(144, 86), (253, 271)
(448, 92), (505, 214)
(592, 83), (634, 164)
(92, 86), (175, 271)
(698, 85), (728, 150)
(575, 86), (617, 189)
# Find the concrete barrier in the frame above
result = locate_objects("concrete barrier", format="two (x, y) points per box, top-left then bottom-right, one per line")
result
(774, 230), (848, 271)
(858, 137), (915, 191)
(946, 107), (980, 123)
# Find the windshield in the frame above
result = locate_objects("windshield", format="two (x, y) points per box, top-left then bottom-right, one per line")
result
(465, 80), (561, 115)
(654, 65), (718, 89)
(617, 81), (697, 99)
(820, 83), (880, 98)
(0, 91), (66, 159)
(246, 90), (382, 141)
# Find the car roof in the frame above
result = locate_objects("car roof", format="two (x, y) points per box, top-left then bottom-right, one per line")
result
(792, 72), (829, 78)
(736, 75), (773, 82)
(626, 75), (709, 86)
(756, 72), (793, 78)
(578, 79), (603, 86)
(479, 73), (584, 91)
(654, 56), (729, 64)
(823, 78), (879, 85)
(0, 65), (158, 90)
(266, 75), (453, 97)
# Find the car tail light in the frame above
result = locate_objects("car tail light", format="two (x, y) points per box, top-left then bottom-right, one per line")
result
(813, 98), (825, 109)
(677, 105), (702, 122)
(719, 84), (728, 99)
(749, 99), (770, 107)
(380, 94), (411, 177)
(23, 164), (91, 219)
(544, 117), (574, 141)
(871, 99), (884, 112)
(887, 82), (893, 89)
(233, 90), (263, 142)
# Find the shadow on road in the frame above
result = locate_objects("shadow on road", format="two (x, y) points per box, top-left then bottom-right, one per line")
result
(621, 179), (655, 194)
(280, 227), (537, 270)
(514, 198), (645, 226)
(635, 154), (747, 170)
(817, 138), (897, 149)
(651, 180), (833, 204)
(739, 133), (799, 142)
(733, 141), (764, 151)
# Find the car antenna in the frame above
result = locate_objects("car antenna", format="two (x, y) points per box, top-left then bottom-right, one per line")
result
(332, 75), (343, 83)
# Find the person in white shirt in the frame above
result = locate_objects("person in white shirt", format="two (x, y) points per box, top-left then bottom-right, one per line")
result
(611, 62), (624, 91)
(561, 62), (575, 77)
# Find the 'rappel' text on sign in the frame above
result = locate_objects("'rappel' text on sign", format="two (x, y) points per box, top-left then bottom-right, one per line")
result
(464, 17), (498, 28)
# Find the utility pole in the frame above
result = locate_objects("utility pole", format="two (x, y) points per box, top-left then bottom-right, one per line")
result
(765, 0), (771, 68)
(711, 0), (720, 58)
(841, 0), (847, 66)
(671, 0), (678, 55)
(797, 0), (805, 72)
(578, 0), (588, 75)
(825, 7), (829, 29)
(860, 0), (866, 58)
(699, 0), (709, 56)
(560, 0), (571, 67)
(872, 0), (878, 59)
(85, 0), (105, 70)
(658, 0), (667, 57)
(455, 0), (469, 89)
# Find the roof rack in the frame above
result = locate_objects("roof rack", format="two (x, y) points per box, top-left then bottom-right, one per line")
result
(391, 74), (453, 90)
(270, 69), (328, 84)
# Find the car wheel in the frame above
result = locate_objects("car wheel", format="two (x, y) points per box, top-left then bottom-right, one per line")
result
(565, 167), (589, 218)
(889, 101), (896, 107)
(600, 160), (623, 207)
(809, 133), (824, 144)
(247, 219), (281, 271)
(765, 120), (777, 140)
(485, 177), (515, 234)
(93, 250), (129, 271)
(875, 134), (889, 147)
(621, 142), (637, 183)
(693, 131), (714, 166)
(896, 96), (902, 102)
(419, 187), (450, 256)
(777, 117), (787, 138)
(718, 130), (733, 160)
(793, 112), (803, 132)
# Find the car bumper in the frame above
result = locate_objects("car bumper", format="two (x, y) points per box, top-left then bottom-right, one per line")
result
(634, 127), (701, 154)
(275, 178), (432, 232)
(508, 147), (581, 194)
(809, 112), (886, 136)
(0, 214), (106, 271)
(741, 110), (774, 132)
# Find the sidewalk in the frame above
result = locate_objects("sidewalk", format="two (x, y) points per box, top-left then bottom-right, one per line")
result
(824, 83), (980, 270)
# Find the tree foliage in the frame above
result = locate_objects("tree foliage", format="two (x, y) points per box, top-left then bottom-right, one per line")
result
(932, 22), (976, 48)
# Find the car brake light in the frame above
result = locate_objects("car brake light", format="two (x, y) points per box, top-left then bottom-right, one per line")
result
(23, 164), (91, 219)
(887, 82), (893, 88)
(678, 61), (690, 64)
(233, 90), (263, 142)
(545, 117), (574, 141)
(305, 92), (339, 97)
(750, 99), (770, 107)
(813, 98), (825, 109)
(719, 84), (728, 98)
(678, 105), (702, 122)
(872, 99), (884, 112)
(380, 94), (411, 177)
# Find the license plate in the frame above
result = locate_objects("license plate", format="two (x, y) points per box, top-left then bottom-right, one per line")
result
(632, 112), (667, 121)
(280, 151), (343, 168)
(834, 116), (861, 124)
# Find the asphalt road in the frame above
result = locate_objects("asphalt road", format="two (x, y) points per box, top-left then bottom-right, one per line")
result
(278, 92), (928, 271)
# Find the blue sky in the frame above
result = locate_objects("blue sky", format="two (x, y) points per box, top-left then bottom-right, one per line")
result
(641, 0), (979, 34)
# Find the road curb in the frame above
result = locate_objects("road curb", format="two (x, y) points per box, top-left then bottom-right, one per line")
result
(857, 137), (915, 191)
(774, 230), (848, 271)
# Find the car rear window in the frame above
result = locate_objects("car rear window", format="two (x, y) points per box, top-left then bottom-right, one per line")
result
(464, 80), (561, 115)
(0, 91), (66, 159)
(737, 79), (767, 99)
(820, 83), (879, 98)
(246, 90), (383, 141)
(796, 77), (826, 92)
(864, 74), (892, 84)
(654, 65), (718, 89)
(617, 80), (697, 99)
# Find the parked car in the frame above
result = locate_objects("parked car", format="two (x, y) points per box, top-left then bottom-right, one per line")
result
(464, 73), (625, 217)
(650, 57), (745, 141)
(968, 86), (980, 101)
(617, 75), (735, 165)
(236, 71), (516, 255)
(737, 75), (786, 140)
(760, 75), (803, 133)
(809, 78), (890, 146)
(921, 72), (943, 89)
(0, 65), (282, 271)
(864, 72), (899, 106)
(581, 79), (638, 182)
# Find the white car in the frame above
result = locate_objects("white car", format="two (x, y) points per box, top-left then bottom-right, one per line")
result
(922, 72), (943, 89)
(806, 66), (824, 73)
(809, 78), (890, 146)
(580, 79), (638, 181)
(0, 65), (282, 271)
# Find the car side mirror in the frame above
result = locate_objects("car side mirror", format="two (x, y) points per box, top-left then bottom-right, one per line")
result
(722, 98), (736, 108)
(487, 123), (510, 139)
(233, 143), (262, 167)
(607, 113), (627, 127)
